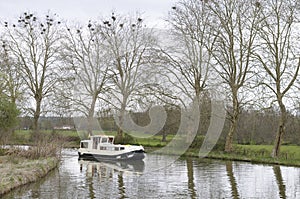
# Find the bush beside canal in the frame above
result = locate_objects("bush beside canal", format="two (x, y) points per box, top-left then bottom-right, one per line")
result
(0, 132), (63, 196)
(7, 130), (81, 148)
(0, 156), (58, 196)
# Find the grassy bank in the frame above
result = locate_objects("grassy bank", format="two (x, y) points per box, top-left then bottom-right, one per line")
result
(8, 130), (81, 148)
(179, 144), (300, 167)
(0, 156), (58, 196)
(133, 134), (300, 167)
(8, 130), (300, 167)
(8, 130), (173, 148)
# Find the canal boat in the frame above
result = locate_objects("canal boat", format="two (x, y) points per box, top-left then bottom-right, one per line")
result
(78, 135), (145, 161)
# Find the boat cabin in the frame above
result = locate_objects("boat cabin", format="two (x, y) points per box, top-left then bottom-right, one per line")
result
(78, 134), (145, 160)
(80, 135), (125, 151)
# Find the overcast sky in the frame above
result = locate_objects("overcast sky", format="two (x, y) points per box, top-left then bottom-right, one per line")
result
(0, 0), (177, 28)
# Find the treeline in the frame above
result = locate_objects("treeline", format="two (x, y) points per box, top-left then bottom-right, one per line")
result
(1, 0), (300, 157)
(16, 105), (300, 146)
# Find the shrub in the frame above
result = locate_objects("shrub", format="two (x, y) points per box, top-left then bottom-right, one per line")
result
(212, 139), (226, 151)
(189, 136), (204, 149)
(114, 133), (136, 144)
(0, 148), (8, 156)
(0, 98), (19, 145)
(5, 132), (64, 159)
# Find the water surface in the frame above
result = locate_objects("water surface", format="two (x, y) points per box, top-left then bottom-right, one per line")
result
(3, 149), (300, 198)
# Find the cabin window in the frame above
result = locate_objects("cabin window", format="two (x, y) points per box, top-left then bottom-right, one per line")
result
(120, 147), (125, 150)
(101, 137), (108, 143)
(115, 147), (119, 151)
(80, 142), (88, 148)
(100, 146), (107, 150)
(93, 137), (100, 149)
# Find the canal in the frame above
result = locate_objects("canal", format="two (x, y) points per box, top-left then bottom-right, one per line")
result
(2, 149), (300, 198)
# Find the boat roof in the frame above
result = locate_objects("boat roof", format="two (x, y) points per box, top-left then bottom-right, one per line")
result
(90, 135), (114, 138)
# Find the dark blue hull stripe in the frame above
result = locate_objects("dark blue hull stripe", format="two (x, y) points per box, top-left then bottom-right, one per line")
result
(78, 150), (145, 161)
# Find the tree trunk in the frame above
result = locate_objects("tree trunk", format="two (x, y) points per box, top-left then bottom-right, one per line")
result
(117, 110), (124, 137)
(87, 116), (94, 137)
(161, 131), (167, 142)
(195, 83), (202, 136)
(32, 98), (41, 141)
(272, 123), (285, 158)
(272, 100), (287, 158)
(225, 117), (238, 152)
(225, 89), (239, 152)
(87, 97), (97, 137)
(115, 103), (126, 144)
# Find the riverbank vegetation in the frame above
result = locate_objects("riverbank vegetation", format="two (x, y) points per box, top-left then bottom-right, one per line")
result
(0, 154), (58, 196)
(5, 129), (300, 167)
(185, 145), (300, 167)
(137, 135), (300, 167)
(0, 133), (63, 196)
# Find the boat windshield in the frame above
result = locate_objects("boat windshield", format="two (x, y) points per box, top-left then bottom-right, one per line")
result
(101, 137), (108, 143)
(80, 142), (88, 148)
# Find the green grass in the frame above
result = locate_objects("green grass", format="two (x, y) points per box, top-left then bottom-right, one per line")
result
(149, 142), (300, 167)
(9, 130), (174, 148)
(135, 135), (174, 147)
(10, 130), (31, 145)
(0, 156), (58, 196)
(204, 144), (300, 167)
(6, 130), (300, 167)
(236, 144), (300, 158)
(8, 130), (81, 147)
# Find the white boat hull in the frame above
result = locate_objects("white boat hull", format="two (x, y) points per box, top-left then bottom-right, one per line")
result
(78, 149), (145, 161)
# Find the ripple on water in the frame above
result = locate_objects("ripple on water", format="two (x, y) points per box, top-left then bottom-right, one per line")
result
(2, 150), (300, 199)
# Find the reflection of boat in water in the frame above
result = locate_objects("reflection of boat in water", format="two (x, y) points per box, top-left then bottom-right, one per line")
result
(78, 135), (145, 161)
(78, 158), (145, 174)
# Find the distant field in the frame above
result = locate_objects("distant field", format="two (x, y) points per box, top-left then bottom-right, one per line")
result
(9, 130), (173, 147)
(10, 130), (80, 147)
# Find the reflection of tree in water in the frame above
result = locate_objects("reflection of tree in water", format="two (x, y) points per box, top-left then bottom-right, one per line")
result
(80, 160), (129, 198)
(81, 162), (115, 199)
(186, 158), (196, 199)
(118, 172), (126, 199)
(225, 161), (239, 199)
(273, 166), (286, 199)
(87, 174), (95, 199)
(84, 163), (113, 179)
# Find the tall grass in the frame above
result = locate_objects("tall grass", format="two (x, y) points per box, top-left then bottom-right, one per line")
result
(6, 132), (64, 159)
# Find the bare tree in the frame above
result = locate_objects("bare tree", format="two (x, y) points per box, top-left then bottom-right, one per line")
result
(163, 0), (216, 106)
(208, 0), (261, 152)
(3, 12), (63, 135)
(254, 0), (300, 157)
(0, 41), (24, 107)
(60, 21), (110, 136)
(97, 13), (159, 142)
(159, 0), (218, 140)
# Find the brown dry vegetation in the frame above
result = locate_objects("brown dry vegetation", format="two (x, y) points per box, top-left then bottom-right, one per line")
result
(0, 134), (63, 196)
(0, 156), (58, 196)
